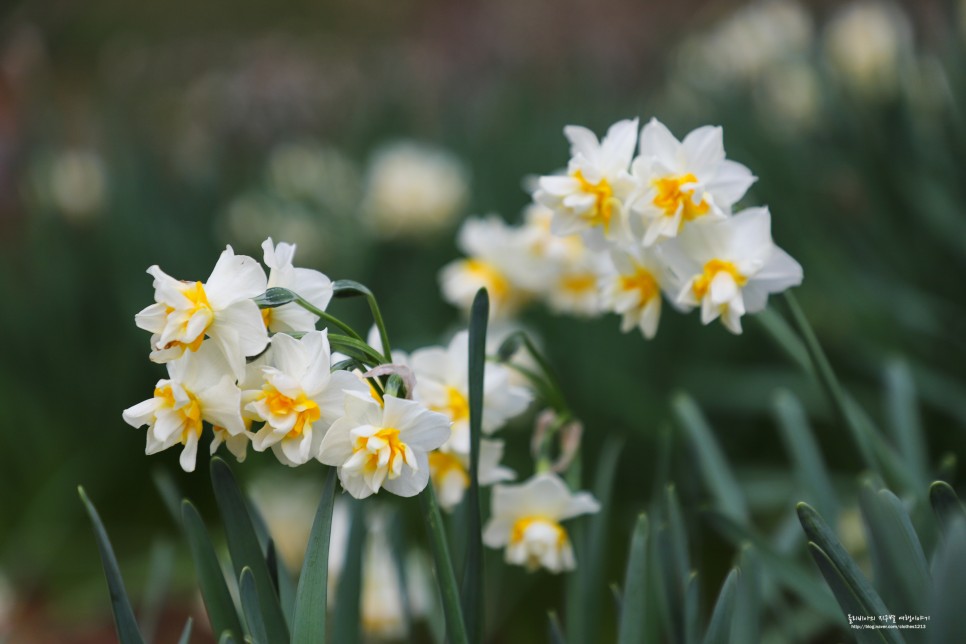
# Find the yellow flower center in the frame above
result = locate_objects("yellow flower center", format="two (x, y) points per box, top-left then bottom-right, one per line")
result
(428, 451), (469, 487)
(352, 428), (413, 480)
(261, 307), (273, 328)
(619, 266), (659, 306)
(560, 273), (597, 295)
(652, 173), (709, 224)
(154, 384), (203, 444)
(691, 259), (747, 300)
(463, 259), (510, 302)
(261, 387), (321, 439)
(510, 517), (568, 547)
(162, 281), (213, 354)
(432, 386), (469, 424)
(573, 169), (615, 232)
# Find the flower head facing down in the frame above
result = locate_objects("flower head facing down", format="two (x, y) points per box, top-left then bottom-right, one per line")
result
(534, 119), (639, 248)
(410, 330), (532, 455)
(122, 342), (246, 472)
(247, 331), (368, 467)
(662, 207), (803, 334)
(318, 393), (451, 499)
(261, 238), (333, 334)
(628, 118), (756, 246)
(135, 245), (268, 378)
(483, 472), (600, 573)
(430, 439), (516, 511)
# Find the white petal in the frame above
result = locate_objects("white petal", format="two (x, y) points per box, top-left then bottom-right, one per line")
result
(204, 246), (268, 309)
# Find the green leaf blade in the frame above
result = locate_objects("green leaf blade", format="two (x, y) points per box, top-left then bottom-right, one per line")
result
(292, 467), (338, 643)
(209, 458), (289, 644)
(182, 500), (244, 639)
(240, 567), (269, 644)
(617, 514), (649, 644)
(77, 487), (145, 644)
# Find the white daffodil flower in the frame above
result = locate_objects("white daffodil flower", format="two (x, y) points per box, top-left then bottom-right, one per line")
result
(247, 331), (368, 467)
(410, 330), (532, 455)
(209, 348), (272, 463)
(122, 343), (245, 472)
(534, 119), (639, 248)
(135, 245), (269, 379)
(483, 473), (600, 573)
(430, 439), (516, 511)
(662, 207), (803, 334)
(599, 245), (673, 339)
(628, 118), (756, 246)
(318, 393), (451, 499)
(439, 215), (532, 320)
(544, 250), (607, 318)
(261, 238), (333, 333)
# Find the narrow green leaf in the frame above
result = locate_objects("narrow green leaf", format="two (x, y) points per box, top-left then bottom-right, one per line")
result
(274, 544), (296, 632)
(930, 518), (966, 644)
(151, 468), (183, 528)
(328, 334), (385, 366)
(182, 500), (243, 639)
(929, 481), (966, 534)
(706, 511), (840, 620)
(797, 503), (899, 641)
(665, 485), (691, 589)
(548, 611), (567, 644)
(177, 617), (193, 644)
(139, 539), (175, 644)
(703, 569), (739, 644)
(782, 292), (880, 476)
(239, 567), (269, 644)
(884, 360), (929, 489)
(217, 632), (236, 644)
(773, 390), (839, 520)
(672, 393), (748, 523)
(569, 438), (623, 643)
(332, 500), (365, 644)
(731, 545), (760, 644)
(683, 572), (700, 644)
(754, 306), (812, 373)
(807, 544), (894, 644)
(77, 487), (145, 644)
(253, 287), (297, 308)
(461, 288), (488, 643)
(209, 458), (289, 643)
(617, 514), (649, 644)
(655, 525), (684, 644)
(292, 467), (338, 643)
(419, 483), (469, 644)
(858, 483), (930, 617)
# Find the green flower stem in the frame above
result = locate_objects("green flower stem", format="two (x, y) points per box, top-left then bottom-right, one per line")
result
(293, 297), (364, 342)
(496, 332), (570, 415)
(418, 485), (468, 644)
(364, 292), (392, 363)
(781, 292), (879, 474)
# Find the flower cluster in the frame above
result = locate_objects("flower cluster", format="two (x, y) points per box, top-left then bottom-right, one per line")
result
(441, 117), (803, 336)
(123, 238), (458, 501)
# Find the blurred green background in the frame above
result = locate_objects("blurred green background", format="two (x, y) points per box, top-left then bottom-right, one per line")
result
(1, 0), (966, 641)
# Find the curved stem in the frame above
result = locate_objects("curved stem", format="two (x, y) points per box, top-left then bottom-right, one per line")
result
(293, 297), (364, 342)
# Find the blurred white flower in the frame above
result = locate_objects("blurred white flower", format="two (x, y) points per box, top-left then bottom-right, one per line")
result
(544, 249), (606, 318)
(122, 343), (245, 472)
(135, 246), (268, 378)
(267, 142), (361, 213)
(674, 0), (813, 90)
(599, 245), (672, 339)
(49, 148), (108, 222)
(823, 1), (912, 99)
(362, 141), (469, 239)
(629, 118), (756, 246)
(439, 215), (532, 319)
(249, 475), (324, 572)
(260, 238), (333, 333)
(662, 207), (803, 334)
(221, 192), (329, 264)
(534, 119), (638, 248)
(361, 517), (408, 640)
(318, 393), (451, 499)
(429, 438), (516, 511)
(483, 473), (599, 573)
(410, 330), (532, 455)
(247, 331), (367, 466)
(755, 61), (822, 134)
